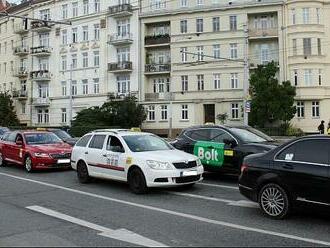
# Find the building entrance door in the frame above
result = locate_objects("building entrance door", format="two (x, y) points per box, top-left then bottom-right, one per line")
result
(204, 104), (215, 123)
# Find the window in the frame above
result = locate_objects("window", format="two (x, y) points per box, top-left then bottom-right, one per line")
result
(62, 30), (67, 45)
(292, 39), (297, 55)
(153, 78), (170, 93)
(83, 0), (89, 15)
(62, 4), (68, 19)
(76, 134), (92, 147)
(61, 56), (67, 71)
(302, 8), (309, 24)
(230, 43), (238, 59)
(37, 109), (43, 124)
(21, 103), (26, 114)
(117, 47), (130, 62)
(214, 73), (220, 89)
(61, 81), (67, 96)
(181, 75), (188, 91)
(61, 108), (67, 123)
(82, 79), (88, 94)
(94, 24), (100, 41)
(196, 18), (203, 33)
(181, 47), (187, 62)
(39, 33), (49, 47)
(196, 0), (203, 5)
(213, 17), (220, 32)
(316, 8), (320, 24)
(148, 105), (155, 121)
(106, 136), (124, 153)
(40, 9), (50, 20)
(89, 135), (106, 149)
(294, 69), (298, 86)
(312, 101), (320, 118)
(94, 0), (100, 13)
(261, 46), (269, 64)
(209, 129), (232, 143)
(94, 51), (100, 67)
(180, 20), (187, 33)
(82, 52), (88, 67)
(161, 105), (168, 120)
(213, 44), (220, 59)
(231, 103), (239, 119)
(71, 80), (77, 95)
(72, 2), (78, 17)
(44, 109), (49, 124)
(318, 69), (322, 86)
(186, 129), (209, 141)
(296, 101), (304, 118)
(303, 38), (311, 56)
(291, 8), (296, 25)
(180, 0), (187, 7)
(71, 54), (77, 69)
(150, 0), (166, 9)
(181, 105), (188, 120)
(93, 78), (99, 94)
(229, 16), (237, 31)
(231, 73), (238, 89)
(197, 46), (204, 61)
(72, 28), (78, 43)
(197, 74), (204, 91)
(317, 38), (321, 55)
(304, 69), (312, 86)
(117, 75), (130, 93)
(82, 26), (89, 41)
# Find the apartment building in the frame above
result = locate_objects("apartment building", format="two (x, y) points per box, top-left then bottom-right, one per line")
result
(0, 0), (139, 126)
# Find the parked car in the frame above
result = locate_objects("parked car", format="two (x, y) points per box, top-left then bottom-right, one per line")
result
(71, 129), (204, 194)
(37, 128), (79, 146)
(239, 135), (330, 219)
(0, 130), (72, 172)
(171, 124), (278, 173)
(0, 127), (10, 139)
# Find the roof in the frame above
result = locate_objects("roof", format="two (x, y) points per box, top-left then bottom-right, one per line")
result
(89, 129), (151, 136)
(183, 124), (250, 130)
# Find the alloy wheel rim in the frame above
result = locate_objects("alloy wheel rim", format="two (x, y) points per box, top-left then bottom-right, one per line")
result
(25, 158), (32, 171)
(261, 187), (285, 216)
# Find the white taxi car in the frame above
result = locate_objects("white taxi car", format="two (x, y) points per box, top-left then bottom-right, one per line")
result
(71, 129), (204, 194)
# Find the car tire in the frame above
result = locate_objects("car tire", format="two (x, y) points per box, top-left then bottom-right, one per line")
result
(0, 153), (6, 167)
(258, 183), (290, 219)
(24, 156), (33, 173)
(77, 162), (91, 184)
(128, 167), (148, 194)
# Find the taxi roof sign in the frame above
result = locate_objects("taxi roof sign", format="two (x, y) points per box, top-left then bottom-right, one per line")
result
(36, 127), (47, 131)
(204, 122), (215, 126)
(130, 127), (141, 132)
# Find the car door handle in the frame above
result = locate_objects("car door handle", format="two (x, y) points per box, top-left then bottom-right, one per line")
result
(84, 151), (88, 155)
(282, 163), (294, 170)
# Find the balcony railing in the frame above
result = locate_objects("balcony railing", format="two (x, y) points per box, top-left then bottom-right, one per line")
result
(12, 90), (28, 99)
(145, 34), (170, 46)
(249, 28), (278, 38)
(13, 46), (29, 56)
(108, 4), (133, 16)
(108, 33), (133, 45)
(108, 91), (138, 100)
(145, 92), (172, 101)
(14, 23), (29, 34)
(30, 46), (52, 56)
(31, 20), (52, 32)
(145, 64), (171, 74)
(14, 67), (29, 78)
(108, 61), (133, 72)
(32, 97), (50, 106)
(30, 70), (51, 81)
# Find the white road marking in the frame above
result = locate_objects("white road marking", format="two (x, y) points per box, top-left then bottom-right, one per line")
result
(198, 182), (238, 190)
(1, 172), (330, 246)
(27, 205), (167, 247)
(228, 200), (259, 208)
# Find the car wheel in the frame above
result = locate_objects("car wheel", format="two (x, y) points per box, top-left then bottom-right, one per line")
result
(258, 183), (290, 219)
(0, 153), (6, 167)
(77, 162), (91, 184)
(25, 156), (33, 173)
(128, 168), (148, 194)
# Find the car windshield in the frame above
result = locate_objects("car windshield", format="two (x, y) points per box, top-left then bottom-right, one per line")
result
(230, 127), (274, 143)
(53, 130), (72, 140)
(24, 133), (63, 145)
(0, 128), (9, 135)
(123, 134), (173, 152)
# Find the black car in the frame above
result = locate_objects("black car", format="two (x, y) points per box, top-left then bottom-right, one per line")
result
(239, 135), (330, 219)
(171, 125), (277, 173)
(37, 128), (79, 146)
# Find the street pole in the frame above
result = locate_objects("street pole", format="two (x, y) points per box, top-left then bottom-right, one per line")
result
(69, 64), (73, 127)
(168, 93), (173, 138)
(243, 23), (249, 126)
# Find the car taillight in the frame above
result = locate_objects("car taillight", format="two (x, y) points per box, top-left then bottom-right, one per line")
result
(241, 163), (249, 174)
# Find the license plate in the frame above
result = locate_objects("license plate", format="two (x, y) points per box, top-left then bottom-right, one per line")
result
(57, 159), (70, 164)
(181, 170), (198, 177)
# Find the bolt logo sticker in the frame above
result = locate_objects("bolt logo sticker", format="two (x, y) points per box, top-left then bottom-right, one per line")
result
(193, 141), (225, 167)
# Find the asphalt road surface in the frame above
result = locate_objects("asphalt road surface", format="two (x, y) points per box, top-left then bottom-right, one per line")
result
(0, 165), (329, 247)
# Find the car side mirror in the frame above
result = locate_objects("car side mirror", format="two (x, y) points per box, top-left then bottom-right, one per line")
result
(16, 140), (23, 146)
(223, 138), (237, 148)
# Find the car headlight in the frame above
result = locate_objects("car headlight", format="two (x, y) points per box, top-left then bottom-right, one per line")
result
(146, 160), (172, 170)
(196, 158), (202, 167)
(34, 152), (50, 158)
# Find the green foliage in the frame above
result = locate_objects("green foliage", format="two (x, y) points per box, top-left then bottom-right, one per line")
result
(216, 113), (228, 124)
(0, 92), (20, 126)
(249, 62), (296, 127)
(71, 96), (147, 136)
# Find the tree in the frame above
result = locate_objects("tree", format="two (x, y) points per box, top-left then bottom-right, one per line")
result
(71, 96), (147, 136)
(0, 92), (20, 126)
(249, 62), (296, 127)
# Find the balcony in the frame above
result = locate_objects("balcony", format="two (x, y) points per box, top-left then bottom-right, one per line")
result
(31, 20), (52, 32)
(249, 28), (278, 40)
(12, 90), (28, 100)
(145, 34), (170, 47)
(108, 33), (133, 45)
(108, 91), (138, 100)
(108, 61), (133, 73)
(30, 70), (51, 81)
(13, 46), (29, 56)
(30, 46), (52, 56)
(145, 64), (171, 75)
(14, 23), (29, 34)
(145, 92), (172, 101)
(14, 67), (29, 78)
(108, 4), (133, 17)
(32, 97), (50, 107)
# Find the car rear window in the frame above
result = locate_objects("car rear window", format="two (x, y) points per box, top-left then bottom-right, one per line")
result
(76, 135), (92, 147)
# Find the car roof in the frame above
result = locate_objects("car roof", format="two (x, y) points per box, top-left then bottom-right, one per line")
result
(19, 130), (51, 134)
(183, 124), (249, 131)
(88, 129), (151, 136)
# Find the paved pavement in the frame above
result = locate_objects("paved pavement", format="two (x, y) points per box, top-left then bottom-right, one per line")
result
(0, 165), (329, 247)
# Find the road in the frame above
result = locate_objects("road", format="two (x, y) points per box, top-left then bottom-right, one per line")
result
(0, 166), (329, 247)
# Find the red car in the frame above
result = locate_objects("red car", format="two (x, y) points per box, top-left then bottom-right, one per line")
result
(0, 130), (72, 172)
